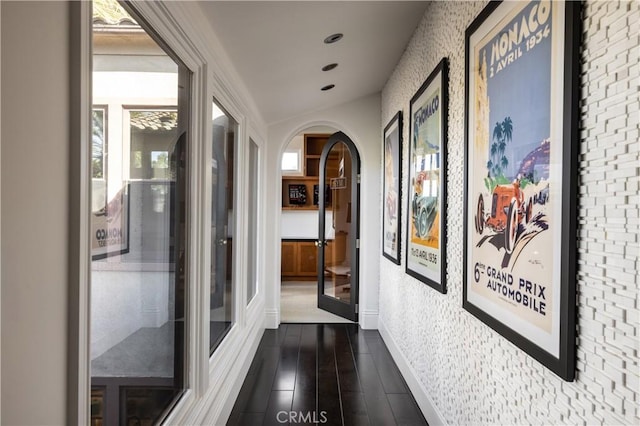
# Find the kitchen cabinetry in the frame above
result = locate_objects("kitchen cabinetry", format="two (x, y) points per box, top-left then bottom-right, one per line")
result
(281, 240), (319, 280)
(280, 235), (346, 281)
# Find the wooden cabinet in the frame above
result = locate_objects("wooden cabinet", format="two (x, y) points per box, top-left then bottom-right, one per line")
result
(282, 134), (330, 210)
(280, 238), (344, 281)
(281, 240), (319, 281)
(281, 241), (297, 276)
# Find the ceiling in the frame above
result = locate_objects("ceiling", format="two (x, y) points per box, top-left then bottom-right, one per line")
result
(197, 1), (429, 125)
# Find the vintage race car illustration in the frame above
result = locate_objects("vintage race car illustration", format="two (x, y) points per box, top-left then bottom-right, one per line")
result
(411, 170), (439, 238)
(412, 193), (437, 238)
(475, 179), (533, 254)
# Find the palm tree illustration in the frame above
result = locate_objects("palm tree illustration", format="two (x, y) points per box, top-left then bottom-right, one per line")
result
(485, 117), (513, 191)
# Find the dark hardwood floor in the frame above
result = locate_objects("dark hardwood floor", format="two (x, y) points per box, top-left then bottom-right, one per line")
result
(228, 324), (428, 426)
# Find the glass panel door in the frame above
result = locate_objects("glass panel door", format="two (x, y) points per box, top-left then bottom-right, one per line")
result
(318, 133), (360, 321)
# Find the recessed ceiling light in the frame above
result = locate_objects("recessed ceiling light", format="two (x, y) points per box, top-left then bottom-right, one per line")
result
(321, 84), (335, 91)
(324, 33), (343, 44)
(322, 63), (338, 71)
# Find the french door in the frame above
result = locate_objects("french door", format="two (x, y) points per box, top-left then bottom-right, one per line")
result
(317, 132), (360, 321)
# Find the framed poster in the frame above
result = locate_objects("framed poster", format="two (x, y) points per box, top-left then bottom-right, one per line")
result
(382, 111), (402, 264)
(91, 184), (130, 260)
(406, 58), (448, 293)
(288, 184), (307, 205)
(463, 0), (579, 380)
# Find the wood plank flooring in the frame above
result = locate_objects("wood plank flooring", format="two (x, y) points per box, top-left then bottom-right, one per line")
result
(228, 324), (427, 426)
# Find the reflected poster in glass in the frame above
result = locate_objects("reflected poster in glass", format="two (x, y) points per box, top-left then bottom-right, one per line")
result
(91, 184), (130, 260)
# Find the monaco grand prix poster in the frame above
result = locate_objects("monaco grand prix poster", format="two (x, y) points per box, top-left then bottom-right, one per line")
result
(463, 0), (578, 380)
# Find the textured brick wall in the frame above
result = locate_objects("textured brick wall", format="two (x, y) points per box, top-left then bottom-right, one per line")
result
(379, 1), (639, 424)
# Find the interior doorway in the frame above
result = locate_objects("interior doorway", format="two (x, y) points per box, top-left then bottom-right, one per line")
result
(279, 127), (357, 323)
(317, 132), (360, 321)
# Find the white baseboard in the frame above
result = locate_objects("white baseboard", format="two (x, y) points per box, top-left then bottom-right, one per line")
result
(214, 322), (264, 424)
(265, 308), (279, 329)
(378, 320), (447, 426)
(359, 309), (378, 329)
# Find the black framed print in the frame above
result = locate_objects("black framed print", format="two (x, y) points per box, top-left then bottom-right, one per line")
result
(406, 58), (448, 293)
(463, 0), (580, 381)
(383, 111), (403, 264)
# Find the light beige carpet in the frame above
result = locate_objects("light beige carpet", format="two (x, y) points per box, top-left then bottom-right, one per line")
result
(280, 281), (353, 323)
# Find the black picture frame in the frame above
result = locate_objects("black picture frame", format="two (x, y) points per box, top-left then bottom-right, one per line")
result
(463, 0), (579, 381)
(288, 184), (307, 205)
(405, 58), (448, 293)
(382, 111), (403, 264)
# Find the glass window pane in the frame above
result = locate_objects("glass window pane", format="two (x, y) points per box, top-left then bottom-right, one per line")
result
(247, 139), (259, 303)
(210, 100), (237, 353)
(281, 151), (299, 171)
(323, 142), (352, 302)
(90, 0), (190, 422)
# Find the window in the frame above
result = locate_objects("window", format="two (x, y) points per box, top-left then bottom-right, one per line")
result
(210, 99), (238, 353)
(247, 139), (259, 303)
(281, 150), (301, 172)
(90, 0), (191, 423)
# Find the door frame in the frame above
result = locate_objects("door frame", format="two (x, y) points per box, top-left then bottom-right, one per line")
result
(317, 131), (361, 322)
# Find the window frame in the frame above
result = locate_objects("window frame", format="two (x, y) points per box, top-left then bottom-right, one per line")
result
(246, 135), (264, 307)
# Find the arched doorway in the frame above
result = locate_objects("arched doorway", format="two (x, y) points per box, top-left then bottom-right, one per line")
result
(317, 132), (361, 321)
(279, 127), (361, 323)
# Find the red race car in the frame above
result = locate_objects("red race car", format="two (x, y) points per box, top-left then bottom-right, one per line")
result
(475, 179), (533, 254)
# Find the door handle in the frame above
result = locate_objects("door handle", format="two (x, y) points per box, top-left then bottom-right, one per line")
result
(218, 239), (228, 245)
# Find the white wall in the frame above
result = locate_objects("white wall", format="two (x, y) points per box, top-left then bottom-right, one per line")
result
(265, 93), (381, 329)
(379, 1), (639, 425)
(281, 210), (334, 239)
(1, 2), (69, 424)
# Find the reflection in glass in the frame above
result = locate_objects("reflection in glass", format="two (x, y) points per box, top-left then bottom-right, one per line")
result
(210, 100), (237, 352)
(90, 388), (105, 426)
(90, 0), (189, 422)
(323, 142), (352, 302)
(121, 388), (176, 425)
(92, 109), (106, 179)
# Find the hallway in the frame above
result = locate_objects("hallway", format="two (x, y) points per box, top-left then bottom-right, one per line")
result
(228, 324), (427, 426)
